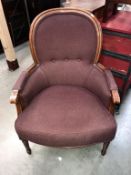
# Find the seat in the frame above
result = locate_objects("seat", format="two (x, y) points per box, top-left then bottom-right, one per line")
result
(16, 85), (116, 147)
(10, 8), (120, 155)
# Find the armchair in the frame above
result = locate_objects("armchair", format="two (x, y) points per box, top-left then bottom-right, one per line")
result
(10, 8), (120, 155)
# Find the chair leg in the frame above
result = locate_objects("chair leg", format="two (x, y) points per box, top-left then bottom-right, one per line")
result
(22, 140), (32, 155)
(101, 142), (110, 156)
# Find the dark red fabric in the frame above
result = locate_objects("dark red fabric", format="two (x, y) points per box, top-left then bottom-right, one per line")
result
(34, 12), (97, 64)
(13, 71), (28, 91)
(85, 65), (111, 107)
(20, 66), (49, 108)
(14, 11), (118, 148)
(105, 69), (118, 90)
(13, 63), (114, 108)
(16, 86), (116, 147)
(40, 60), (92, 86)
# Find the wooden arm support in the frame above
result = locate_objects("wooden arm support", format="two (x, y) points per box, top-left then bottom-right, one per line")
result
(97, 63), (120, 104)
(10, 90), (19, 104)
(111, 89), (120, 104)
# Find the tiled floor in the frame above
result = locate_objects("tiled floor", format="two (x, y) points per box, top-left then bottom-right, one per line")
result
(0, 43), (131, 175)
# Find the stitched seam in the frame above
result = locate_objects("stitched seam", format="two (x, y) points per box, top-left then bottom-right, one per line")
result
(83, 65), (111, 107)
(22, 122), (116, 136)
(105, 70), (117, 91)
(83, 65), (94, 87)
(19, 88), (114, 134)
(39, 66), (50, 86)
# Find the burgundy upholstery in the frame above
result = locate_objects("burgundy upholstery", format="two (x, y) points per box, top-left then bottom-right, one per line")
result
(16, 86), (116, 147)
(13, 9), (118, 148)
(105, 69), (118, 90)
(13, 64), (114, 108)
(32, 12), (98, 64)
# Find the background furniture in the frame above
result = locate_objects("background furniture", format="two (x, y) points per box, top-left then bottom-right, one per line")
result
(0, 0), (60, 53)
(0, 0), (19, 71)
(103, 0), (131, 22)
(10, 8), (120, 156)
(101, 9), (131, 106)
(26, 0), (60, 22)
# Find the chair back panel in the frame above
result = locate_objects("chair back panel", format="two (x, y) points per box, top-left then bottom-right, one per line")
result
(30, 8), (102, 64)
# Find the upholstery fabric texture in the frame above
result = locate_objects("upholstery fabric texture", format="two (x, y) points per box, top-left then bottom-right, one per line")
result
(105, 69), (118, 90)
(13, 71), (28, 91)
(15, 85), (116, 147)
(13, 63), (117, 108)
(13, 9), (118, 148)
(33, 12), (97, 64)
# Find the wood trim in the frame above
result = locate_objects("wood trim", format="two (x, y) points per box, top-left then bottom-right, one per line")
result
(111, 89), (120, 104)
(10, 90), (22, 115)
(29, 7), (102, 65)
(10, 90), (19, 104)
(96, 63), (120, 105)
(27, 63), (37, 74)
(97, 63), (106, 71)
(10, 63), (37, 115)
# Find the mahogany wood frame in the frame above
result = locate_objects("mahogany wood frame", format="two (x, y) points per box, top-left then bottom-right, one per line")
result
(10, 8), (120, 155)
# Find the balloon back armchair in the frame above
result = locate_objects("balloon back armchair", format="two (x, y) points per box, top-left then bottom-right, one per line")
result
(10, 8), (120, 155)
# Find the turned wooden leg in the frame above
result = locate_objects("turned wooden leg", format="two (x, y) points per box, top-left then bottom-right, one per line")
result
(22, 140), (32, 155)
(101, 142), (110, 156)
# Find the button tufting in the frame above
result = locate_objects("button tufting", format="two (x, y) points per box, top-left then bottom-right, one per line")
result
(64, 58), (69, 61)
(77, 58), (81, 61)
(50, 58), (55, 62)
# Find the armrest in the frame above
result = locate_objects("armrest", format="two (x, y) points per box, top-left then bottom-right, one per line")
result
(111, 90), (120, 104)
(10, 65), (49, 108)
(10, 70), (28, 104)
(12, 71), (28, 91)
(85, 64), (120, 108)
(97, 63), (120, 104)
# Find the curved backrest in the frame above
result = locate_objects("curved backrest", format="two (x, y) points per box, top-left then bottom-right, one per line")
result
(29, 8), (102, 64)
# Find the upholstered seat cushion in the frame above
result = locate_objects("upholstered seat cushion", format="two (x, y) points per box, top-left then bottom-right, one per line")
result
(15, 85), (116, 147)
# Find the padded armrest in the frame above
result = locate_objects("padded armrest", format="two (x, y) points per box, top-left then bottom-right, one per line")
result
(97, 63), (120, 104)
(10, 65), (49, 108)
(12, 71), (28, 91)
(105, 70), (118, 91)
(105, 69), (120, 104)
(10, 71), (28, 104)
(85, 64), (120, 108)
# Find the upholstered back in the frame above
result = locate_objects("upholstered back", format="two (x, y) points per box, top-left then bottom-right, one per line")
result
(29, 8), (102, 64)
